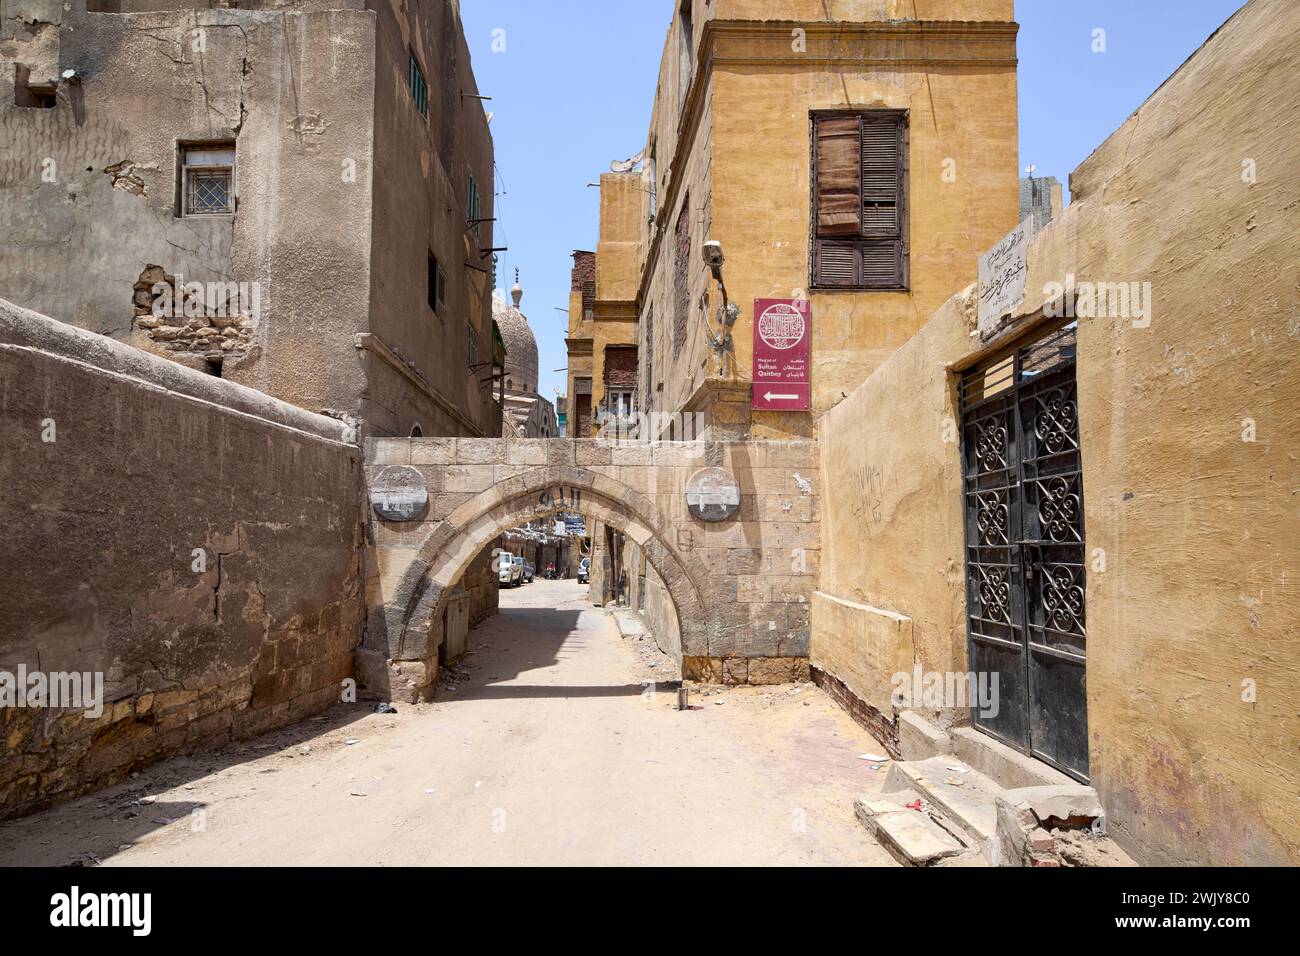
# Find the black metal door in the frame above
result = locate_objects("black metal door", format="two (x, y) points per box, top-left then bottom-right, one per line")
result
(960, 323), (1088, 781)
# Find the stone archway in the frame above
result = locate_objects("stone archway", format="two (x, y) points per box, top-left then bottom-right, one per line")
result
(360, 436), (822, 701)
(363, 464), (715, 701)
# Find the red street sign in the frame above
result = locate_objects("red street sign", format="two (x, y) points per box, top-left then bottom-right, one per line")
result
(752, 298), (810, 411)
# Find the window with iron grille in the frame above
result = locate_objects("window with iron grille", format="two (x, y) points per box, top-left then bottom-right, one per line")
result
(428, 253), (446, 314)
(408, 50), (428, 117)
(642, 306), (654, 409)
(181, 145), (235, 217)
(468, 174), (481, 241)
(604, 388), (637, 424)
(810, 110), (908, 290)
(672, 195), (690, 352)
(467, 323), (478, 367)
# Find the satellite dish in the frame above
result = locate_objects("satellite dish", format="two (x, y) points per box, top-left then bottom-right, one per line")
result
(610, 148), (646, 173)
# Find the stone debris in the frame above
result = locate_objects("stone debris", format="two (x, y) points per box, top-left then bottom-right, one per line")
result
(994, 785), (1135, 867)
(855, 794), (966, 866)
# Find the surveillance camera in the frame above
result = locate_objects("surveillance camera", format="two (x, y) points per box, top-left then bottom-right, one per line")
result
(701, 240), (724, 269)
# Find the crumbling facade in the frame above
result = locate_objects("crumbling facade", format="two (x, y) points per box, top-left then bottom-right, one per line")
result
(1, 0), (501, 441)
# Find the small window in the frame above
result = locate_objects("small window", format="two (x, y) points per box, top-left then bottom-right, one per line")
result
(677, 1), (693, 114)
(181, 144), (235, 216)
(408, 50), (428, 117)
(468, 174), (482, 240)
(428, 253), (446, 313)
(672, 196), (690, 351)
(646, 147), (658, 221)
(14, 65), (56, 109)
(468, 323), (478, 367)
(410, 424), (423, 438)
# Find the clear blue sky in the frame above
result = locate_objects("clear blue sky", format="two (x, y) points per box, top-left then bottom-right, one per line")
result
(460, 0), (1245, 403)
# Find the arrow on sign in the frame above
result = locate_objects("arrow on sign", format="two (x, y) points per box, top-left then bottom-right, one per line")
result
(763, 392), (799, 401)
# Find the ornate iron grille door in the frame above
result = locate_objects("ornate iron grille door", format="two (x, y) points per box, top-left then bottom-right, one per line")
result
(960, 323), (1088, 781)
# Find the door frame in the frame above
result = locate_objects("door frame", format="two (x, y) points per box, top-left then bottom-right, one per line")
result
(958, 321), (1089, 782)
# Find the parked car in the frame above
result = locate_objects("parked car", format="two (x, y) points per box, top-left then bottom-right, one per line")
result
(522, 561), (535, 583)
(576, 557), (590, 584)
(498, 554), (523, 587)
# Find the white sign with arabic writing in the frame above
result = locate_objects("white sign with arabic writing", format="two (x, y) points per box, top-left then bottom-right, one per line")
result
(978, 217), (1033, 338)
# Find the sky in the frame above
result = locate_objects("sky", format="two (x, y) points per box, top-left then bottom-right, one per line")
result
(459, 0), (1246, 404)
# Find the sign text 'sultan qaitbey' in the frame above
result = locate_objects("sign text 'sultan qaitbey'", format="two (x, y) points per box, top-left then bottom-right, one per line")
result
(752, 298), (810, 411)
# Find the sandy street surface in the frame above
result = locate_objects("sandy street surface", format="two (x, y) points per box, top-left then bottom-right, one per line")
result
(0, 579), (897, 866)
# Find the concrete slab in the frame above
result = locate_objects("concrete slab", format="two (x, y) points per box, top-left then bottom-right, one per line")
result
(611, 608), (648, 639)
(885, 756), (1001, 859)
(855, 800), (965, 866)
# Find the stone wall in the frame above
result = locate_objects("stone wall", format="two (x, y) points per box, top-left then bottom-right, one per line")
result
(0, 300), (363, 820)
(361, 435), (821, 696)
(810, 0), (1300, 865)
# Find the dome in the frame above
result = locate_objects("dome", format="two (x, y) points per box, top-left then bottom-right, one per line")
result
(493, 271), (538, 394)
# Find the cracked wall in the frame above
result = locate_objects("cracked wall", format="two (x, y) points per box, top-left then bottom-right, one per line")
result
(0, 299), (364, 820)
(0, 3), (376, 414)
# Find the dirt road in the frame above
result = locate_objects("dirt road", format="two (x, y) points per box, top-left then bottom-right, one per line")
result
(0, 580), (896, 866)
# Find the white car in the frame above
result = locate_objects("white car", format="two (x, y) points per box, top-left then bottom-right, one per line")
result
(498, 554), (523, 587)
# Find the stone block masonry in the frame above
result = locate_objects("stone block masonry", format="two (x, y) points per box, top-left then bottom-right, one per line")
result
(0, 300), (363, 821)
(362, 435), (822, 697)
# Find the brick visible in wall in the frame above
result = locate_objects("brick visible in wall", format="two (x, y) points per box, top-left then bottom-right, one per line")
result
(604, 345), (637, 388)
(811, 666), (900, 757)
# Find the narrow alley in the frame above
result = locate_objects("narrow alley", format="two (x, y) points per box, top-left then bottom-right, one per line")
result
(0, 580), (896, 867)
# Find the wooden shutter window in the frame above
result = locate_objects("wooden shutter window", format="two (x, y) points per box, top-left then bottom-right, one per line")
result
(815, 116), (862, 236)
(861, 117), (902, 239)
(673, 197), (691, 351)
(815, 241), (858, 288)
(812, 110), (907, 290)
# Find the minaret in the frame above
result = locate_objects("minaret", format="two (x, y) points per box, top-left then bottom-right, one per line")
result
(511, 268), (523, 309)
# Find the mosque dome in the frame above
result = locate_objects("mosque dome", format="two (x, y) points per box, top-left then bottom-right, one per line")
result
(492, 270), (538, 394)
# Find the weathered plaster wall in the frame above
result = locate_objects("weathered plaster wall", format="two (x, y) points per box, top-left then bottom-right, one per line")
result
(0, 300), (363, 820)
(1034, 0), (1299, 866)
(0, 4), (377, 415)
(365, 0), (497, 439)
(811, 289), (972, 743)
(812, 0), (1300, 865)
(630, 1), (1018, 438)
